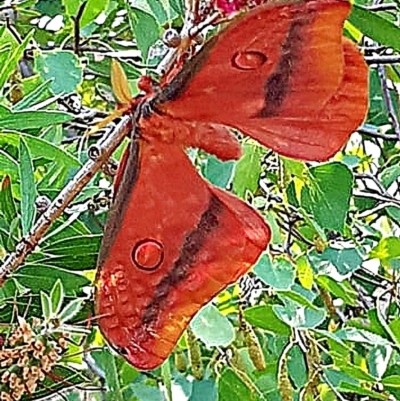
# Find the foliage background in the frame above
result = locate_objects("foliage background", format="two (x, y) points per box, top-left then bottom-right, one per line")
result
(0, 0), (400, 400)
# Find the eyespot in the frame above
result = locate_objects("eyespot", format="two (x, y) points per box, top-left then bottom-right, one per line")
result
(232, 51), (267, 70)
(132, 239), (164, 271)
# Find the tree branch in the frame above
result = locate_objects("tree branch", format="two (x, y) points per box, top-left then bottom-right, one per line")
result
(0, 116), (130, 283)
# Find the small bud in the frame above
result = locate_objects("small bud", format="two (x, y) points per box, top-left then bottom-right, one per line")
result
(58, 337), (68, 349)
(26, 378), (38, 393)
(192, 33), (204, 45)
(35, 195), (51, 214)
(163, 28), (182, 48)
(22, 367), (30, 381)
(1, 371), (10, 383)
(0, 391), (13, 401)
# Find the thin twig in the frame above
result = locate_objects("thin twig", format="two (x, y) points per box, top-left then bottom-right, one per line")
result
(353, 189), (400, 207)
(156, 11), (220, 75)
(365, 55), (400, 65)
(358, 126), (399, 141)
(377, 64), (400, 140)
(354, 173), (390, 196)
(366, 3), (398, 11)
(72, 1), (88, 55)
(0, 116), (130, 283)
(376, 284), (400, 348)
(357, 202), (398, 218)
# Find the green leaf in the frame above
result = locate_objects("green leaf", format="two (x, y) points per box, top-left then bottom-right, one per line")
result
(203, 156), (235, 189)
(311, 247), (363, 277)
(316, 276), (358, 306)
(367, 345), (392, 380)
(161, 361), (173, 401)
(273, 300), (326, 329)
(388, 318), (400, 344)
(170, 375), (192, 401)
(296, 255), (314, 290)
(382, 375), (400, 388)
(381, 164), (400, 188)
(0, 109), (73, 130)
(278, 289), (319, 311)
(132, 0), (180, 25)
(300, 162), (353, 233)
(169, 0), (183, 14)
(64, 0), (81, 16)
(366, 70), (397, 125)
(190, 379), (217, 401)
(0, 133), (81, 188)
(264, 213), (282, 245)
(287, 346), (307, 388)
(218, 368), (257, 401)
(89, 350), (123, 401)
(232, 142), (263, 198)
(349, 5), (400, 52)
(80, 0), (110, 27)
(244, 305), (291, 336)
(323, 367), (358, 389)
(387, 206), (400, 223)
(15, 265), (90, 295)
(334, 328), (391, 346)
(58, 299), (84, 323)
(128, 8), (160, 61)
(127, 382), (165, 401)
(40, 291), (52, 321)
(35, 51), (83, 95)
(38, 235), (102, 270)
(35, 0), (64, 17)
(0, 31), (34, 90)
(19, 137), (37, 236)
(0, 176), (17, 226)
(190, 304), (235, 347)
(0, 150), (18, 184)
(369, 237), (400, 268)
(50, 279), (64, 316)
(335, 361), (376, 383)
(346, 309), (388, 339)
(340, 382), (388, 400)
(13, 80), (57, 111)
(254, 255), (295, 290)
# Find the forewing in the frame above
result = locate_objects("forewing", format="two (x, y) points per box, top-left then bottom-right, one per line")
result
(155, 0), (368, 161)
(96, 138), (270, 370)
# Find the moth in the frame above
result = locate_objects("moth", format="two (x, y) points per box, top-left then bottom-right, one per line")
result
(95, 0), (368, 370)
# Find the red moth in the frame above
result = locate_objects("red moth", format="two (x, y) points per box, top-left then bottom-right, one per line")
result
(95, 0), (368, 370)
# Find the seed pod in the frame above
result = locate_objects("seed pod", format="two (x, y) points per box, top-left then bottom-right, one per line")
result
(174, 349), (187, 373)
(278, 351), (292, 401)
(186, 327), (203, 380)
(238, 306), (265, 371)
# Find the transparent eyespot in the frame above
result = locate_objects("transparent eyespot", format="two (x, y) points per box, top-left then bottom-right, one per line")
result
(231, 50), (267, 70)
(132, 239), (164, 271)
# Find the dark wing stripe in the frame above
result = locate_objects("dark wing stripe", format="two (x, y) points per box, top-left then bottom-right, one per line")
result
(141, 194), (223, 325)
(259, 14), (311, 118)
(156, 5), (314, 119)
